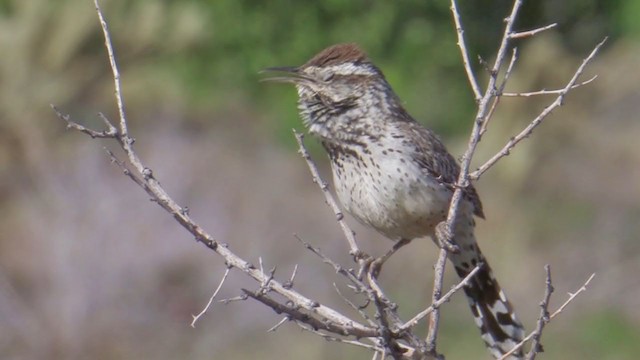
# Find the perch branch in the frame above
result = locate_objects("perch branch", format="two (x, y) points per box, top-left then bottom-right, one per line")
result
(293, 130), (363, 259)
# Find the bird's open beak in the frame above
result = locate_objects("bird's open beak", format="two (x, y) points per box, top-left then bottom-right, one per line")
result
(260, 66), (311, 84)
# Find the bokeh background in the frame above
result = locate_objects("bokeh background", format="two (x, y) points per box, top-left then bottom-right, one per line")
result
(1, 0), (639, 359)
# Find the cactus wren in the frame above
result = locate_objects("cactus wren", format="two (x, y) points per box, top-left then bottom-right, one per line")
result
(264, 43), (525, 359)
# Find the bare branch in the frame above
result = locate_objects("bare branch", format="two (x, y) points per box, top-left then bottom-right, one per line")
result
(549, 273), (595, 318)
(293, 130), (363, 259)
(218, 294), (248, 304)
(449, 0), (482, 100)
(480, 48), (519, 136)
(191, 266), (231, 327)
(334, 283), (376, 327)
(52, 105), (118, 138)
(424, 248), (448, 355)
(94, 0), (129, 137)
(283, 264), (299, 289)
(499, 272), (596, 359)
(502, 76), (598, 97)
(294, 235), (423, 354)
(57, 2), (379, 339)
(441, 0), (524, 262)
(419, 3), (528, 355)
(296, 322), (383, 352)
(471, 38), (607, 181)
(267, 317), (290, 332)
(243, 288), (377, 338)
(524, 265), (554, 359)
(294, 234), (366, 291)
(510, 23), (558, 39)
(401, 264), (481, 331)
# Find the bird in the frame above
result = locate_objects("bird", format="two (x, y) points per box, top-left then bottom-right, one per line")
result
(263, 43), (525, 359)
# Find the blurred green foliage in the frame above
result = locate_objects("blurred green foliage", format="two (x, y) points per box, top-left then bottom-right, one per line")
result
(569, 310), (640, 359)
(0, 0), (634, 142)
(160, 0), (628, 138)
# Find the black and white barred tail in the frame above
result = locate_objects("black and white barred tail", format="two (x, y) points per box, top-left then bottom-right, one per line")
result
(451, 240), (525, 359)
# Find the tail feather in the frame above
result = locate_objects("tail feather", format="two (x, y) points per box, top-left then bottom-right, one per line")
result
(449, 214), (525, 359)
(453, 258), (525, 359)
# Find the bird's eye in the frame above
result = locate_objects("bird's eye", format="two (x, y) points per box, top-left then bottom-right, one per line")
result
(322, 73), (334, 82)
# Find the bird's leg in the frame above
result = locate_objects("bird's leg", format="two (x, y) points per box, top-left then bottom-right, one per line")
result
(366, 238), (412, 278)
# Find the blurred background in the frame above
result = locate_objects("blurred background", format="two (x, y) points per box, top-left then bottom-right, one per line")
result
(1, 0), (639, 359)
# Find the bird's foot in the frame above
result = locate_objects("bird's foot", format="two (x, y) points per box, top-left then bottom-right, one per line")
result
(358, 238), (412, 279)
(435, 222), (460, 253)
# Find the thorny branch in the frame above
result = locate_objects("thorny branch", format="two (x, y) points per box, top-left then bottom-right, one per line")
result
(54, 0), (383, 349)
(524, 265), (554, 360)
(293, 130), (362, 259)
(52, 0), (603, 359)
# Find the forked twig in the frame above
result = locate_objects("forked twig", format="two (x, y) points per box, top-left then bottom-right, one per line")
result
(499, 272), (596, 359)
(471, 38), (607, 181)
(191, 266), (231, 327)
(94, 0), (128, 137)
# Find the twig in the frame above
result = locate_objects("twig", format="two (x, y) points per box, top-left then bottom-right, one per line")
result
(549, 273), (596, 318)
(294, 234), (422, 354)
(94, 0), (128, 137)
(480, 48), (519, 136)
(524, 265), (554, 360)
(191, 266), (231, 327)
(450, 0), (482, 100)
(243, 288), (377, 338)
(471, 38), (607, 181)
(293, 130), (363, 260)
(499, 272), (596, 359)
(509, 23), (558, 39)
(424, 248), (448, 355)
(283, 264), (299, 289)
(502, 76), (597, 97)
(401, 264), (481, 331)
(334, 283), (376, 326)
(52, 105), (118, 138)
(296, 321), (382, 352)
(218, 294), (249, 304)
(293, 234), (366, 291)
(267, 317), (290, 332)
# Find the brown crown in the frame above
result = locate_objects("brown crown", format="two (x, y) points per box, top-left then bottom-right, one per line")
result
(303, 43), (369, 68)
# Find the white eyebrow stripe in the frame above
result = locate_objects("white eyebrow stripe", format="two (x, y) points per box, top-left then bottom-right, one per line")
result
(323, 63), (377, 76)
